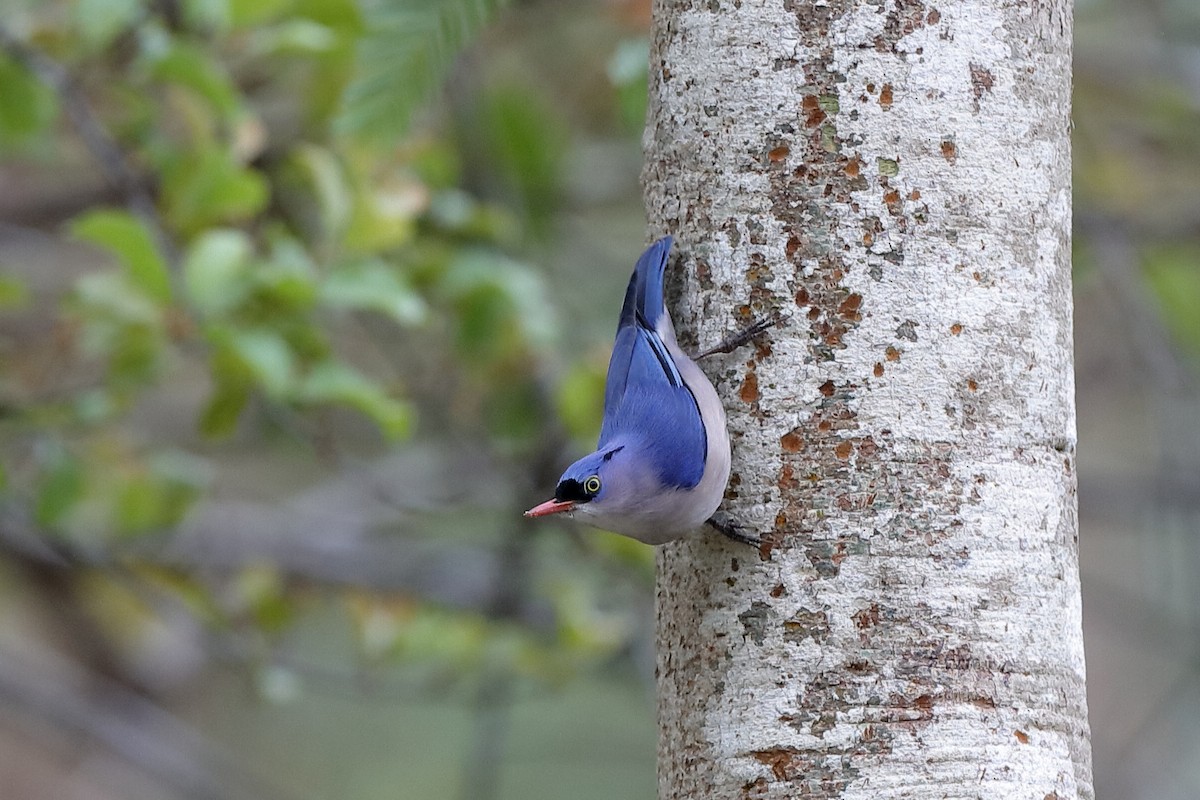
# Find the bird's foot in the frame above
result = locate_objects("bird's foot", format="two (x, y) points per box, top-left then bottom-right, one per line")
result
(706, 516), (761, 547)
(696, 313), (784, 359)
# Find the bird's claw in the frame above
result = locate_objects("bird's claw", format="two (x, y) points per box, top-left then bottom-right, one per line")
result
(706, 516), (761, 547)
(696, 313), (785, 359)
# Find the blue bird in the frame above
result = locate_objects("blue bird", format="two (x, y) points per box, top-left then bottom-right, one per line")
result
(526, 236), (767, 545)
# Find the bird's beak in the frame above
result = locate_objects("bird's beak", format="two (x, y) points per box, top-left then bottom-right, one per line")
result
(524, 498), (575, 518)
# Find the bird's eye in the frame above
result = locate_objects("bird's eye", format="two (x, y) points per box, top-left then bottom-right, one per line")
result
(583, 475), (601, 495)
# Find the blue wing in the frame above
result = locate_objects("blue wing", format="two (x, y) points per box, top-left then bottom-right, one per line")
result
(598, 236), (706, 489)
(603, 236), (677, 413)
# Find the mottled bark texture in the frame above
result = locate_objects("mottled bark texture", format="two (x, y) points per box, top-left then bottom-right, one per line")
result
(645, 1), (1092, 798)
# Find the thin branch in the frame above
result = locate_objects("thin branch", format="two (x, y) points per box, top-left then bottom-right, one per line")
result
(0, 24), (177, 264)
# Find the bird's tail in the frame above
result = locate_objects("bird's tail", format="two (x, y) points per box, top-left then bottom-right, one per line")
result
(617, 235), (673, 333)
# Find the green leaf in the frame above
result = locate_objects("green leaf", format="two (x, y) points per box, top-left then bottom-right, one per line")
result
(607, 37), (649, 132)
(113, 451), (209, 534)
(484, 377), (540, 442)
(200, 381), (249, 436)
(0, 54), (59, 149)
(320, 260), (427, 325)
(182, 0), (232, 31)
(74, 272), (161, 326)
(544, 579), (628, 655)
(249, 236), (319, 312)
(336, 0), (509, 138)
(232, 565), (295, 633)
(183, 229), (253, 315)
(35, 449), (85, 528)
(299, 360), (412, 439)
(342, 181), (421, 254)
(292, 144), (353, 241)
(0, 275), (29, 308)
(554, 360), (605, 441)
(71, 210), (172, 303)
(588, 530), (657, 576)
(75, 0), (142, 50)
(365, 603), (487, 664)
(222, 328), (296, 396)
(468, 86), (567, 231)
(292, 0), (362, 30)
(1144, 243), (1200, 354)
(161, 147), (269, 234)
(107, 324), (164, 390)
(114, 474), (179, 534)
(149, 40), (241, 119)
(443, 249), (555, 356)
(229, 0), (291, 27)
(200, 346), (252, 437)
(250, 20), (339, 54)
(72, 273), (166, 390)
(409, 139), (461, 189)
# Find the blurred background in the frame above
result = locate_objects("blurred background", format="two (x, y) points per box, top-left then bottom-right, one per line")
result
(0, 0), (1195, 798)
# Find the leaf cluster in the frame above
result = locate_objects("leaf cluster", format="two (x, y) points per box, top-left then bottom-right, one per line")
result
(0, 0), (647, 715)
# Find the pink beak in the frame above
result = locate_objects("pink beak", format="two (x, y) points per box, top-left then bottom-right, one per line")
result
(524, 498), (576, 518)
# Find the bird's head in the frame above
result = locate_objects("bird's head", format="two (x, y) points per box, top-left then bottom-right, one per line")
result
(524, 444), (629, 521)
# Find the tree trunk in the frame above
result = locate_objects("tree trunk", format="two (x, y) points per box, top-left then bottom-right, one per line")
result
(644, 1), (1092, 798)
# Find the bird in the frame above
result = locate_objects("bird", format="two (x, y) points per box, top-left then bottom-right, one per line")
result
(525, 236), (768, 545)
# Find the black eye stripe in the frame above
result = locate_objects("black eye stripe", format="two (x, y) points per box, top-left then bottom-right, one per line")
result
(555, 479), (587, 502)
(555, 474), (603, 503)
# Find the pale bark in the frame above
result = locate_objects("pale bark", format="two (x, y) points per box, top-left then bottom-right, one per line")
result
(645, 1), (1091, 798)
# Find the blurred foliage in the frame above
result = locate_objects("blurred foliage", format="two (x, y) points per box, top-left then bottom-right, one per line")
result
(606, 36), (649, 132)
(1073, 0), (1200, 358)
(0, 0), (653, 746)
(339, 0), (510, 138)
(1143, 243), (1200, 352)
(0, 52), (58, 148)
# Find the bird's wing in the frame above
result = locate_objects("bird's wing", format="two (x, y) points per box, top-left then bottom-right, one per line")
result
(603, 236), (675, 412)
(599, 237), (706, 489)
